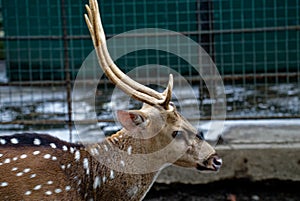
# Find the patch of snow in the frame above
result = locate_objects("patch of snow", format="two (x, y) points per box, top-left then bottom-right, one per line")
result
(36, 102), (67, 114)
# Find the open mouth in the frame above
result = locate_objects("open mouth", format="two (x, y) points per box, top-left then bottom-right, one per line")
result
(196, 163), (220, 171)
(196, 156), (222, 172)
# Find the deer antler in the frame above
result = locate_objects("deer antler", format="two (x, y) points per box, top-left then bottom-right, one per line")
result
(84, 0), (173, 109)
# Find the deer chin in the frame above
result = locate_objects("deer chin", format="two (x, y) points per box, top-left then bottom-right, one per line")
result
(196, 155), (222, 172)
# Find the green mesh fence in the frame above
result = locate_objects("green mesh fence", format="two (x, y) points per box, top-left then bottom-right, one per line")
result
(214, 0), (299, 75)
(2, 0), (299, 80)
(0, 0), (299, 136)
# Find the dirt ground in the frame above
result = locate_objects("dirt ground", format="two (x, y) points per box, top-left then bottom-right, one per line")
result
(144, 179), (299, 201)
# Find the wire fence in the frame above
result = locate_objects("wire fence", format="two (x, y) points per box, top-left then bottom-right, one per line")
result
(0, 0), (299, 141)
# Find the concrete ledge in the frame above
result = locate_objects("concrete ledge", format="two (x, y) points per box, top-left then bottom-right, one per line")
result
(157, 120), (300, 184)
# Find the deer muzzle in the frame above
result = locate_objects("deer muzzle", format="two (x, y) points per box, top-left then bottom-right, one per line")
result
(196, 154), (222, 172)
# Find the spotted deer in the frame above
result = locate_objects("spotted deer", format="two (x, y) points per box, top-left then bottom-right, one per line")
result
(0, 0), (222, 200)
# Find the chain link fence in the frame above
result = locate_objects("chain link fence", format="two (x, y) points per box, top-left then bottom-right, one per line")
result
(0, 0), (299, 141)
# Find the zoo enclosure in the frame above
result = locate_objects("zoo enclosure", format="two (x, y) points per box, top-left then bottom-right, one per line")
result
(0, 0), (299, 140)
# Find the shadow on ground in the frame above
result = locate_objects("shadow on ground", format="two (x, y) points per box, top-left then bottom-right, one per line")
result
(145, 179), (299, 201)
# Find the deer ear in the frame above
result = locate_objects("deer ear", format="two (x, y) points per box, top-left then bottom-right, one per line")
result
(117, 110), (146, 131)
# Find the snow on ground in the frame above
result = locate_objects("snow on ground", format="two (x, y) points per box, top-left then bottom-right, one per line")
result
(1, 73), (299, 143)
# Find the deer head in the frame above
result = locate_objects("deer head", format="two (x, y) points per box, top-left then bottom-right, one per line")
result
(84, 0), (222, 173)
(0, 1), (222, 200)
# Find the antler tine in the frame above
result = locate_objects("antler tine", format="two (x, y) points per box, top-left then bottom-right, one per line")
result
(162, 74), (174, 109)
(85, 0), (173, 107)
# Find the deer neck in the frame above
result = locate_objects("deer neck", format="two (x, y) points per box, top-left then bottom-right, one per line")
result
(77, 129), (166, 200)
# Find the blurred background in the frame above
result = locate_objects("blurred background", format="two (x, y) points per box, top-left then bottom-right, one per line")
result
(0, 0), (299, 200)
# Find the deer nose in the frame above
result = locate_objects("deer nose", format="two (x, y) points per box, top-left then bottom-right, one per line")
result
(212, 155), (222, 170)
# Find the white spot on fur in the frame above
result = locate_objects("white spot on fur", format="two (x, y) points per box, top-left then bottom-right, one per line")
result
(47, 181), (53, 185)
(52, 156), (57, 161)
(104, 144), (108, 152)
(65, 186), (71, 191)
(127, 186), (139, 197)
(83, 158), (89, 175)
(11, 167), (18, 171)
(90, 148), (99, 156)
(0, 154), (3, 158)
(0, 139), (6, 145)
(20, 154), (27, 159)
(33, 151), (40, 155)
(62, 145), (68, 151)
(23, 168), (31, 173)
(24, 191), (31, 195)
(120, 160), (125, 167)
(70, 147), (75, 154)
(11, 138), (19, 144)
(4, 158), (10, 164)
(67, 164), (71, 169)
(0, 182), (8, 187)
(75, 150), (80, 161)
(102, 176), (106, 183)
(30, 174), (36, 178)
(50, 143), (57, 149)
(0, 163), (2, 166)
(110, 170), (115, 180)
(55, 188), (62, 193)
(33, 138), (41, 145)
(44, 154), (51, 159)
(45, 191), (52, 195)
(93, 176), (101, 189)
(12, 157), (18, 161)
(16, 172), (23, 177)
(33, 185), (42, 190)
(61, 165), (66, 170)
(127, 146), (132, 155)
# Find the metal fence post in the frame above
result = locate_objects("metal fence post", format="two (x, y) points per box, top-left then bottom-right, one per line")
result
(60, 0), (73, 142)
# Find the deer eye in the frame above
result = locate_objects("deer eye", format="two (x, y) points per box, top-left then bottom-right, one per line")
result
(172, 131), (183, 138)
(169, 102), (177, 110)
(196, 131), (205, 140)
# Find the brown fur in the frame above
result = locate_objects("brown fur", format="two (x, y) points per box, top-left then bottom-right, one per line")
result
(0, 105), (221, 200)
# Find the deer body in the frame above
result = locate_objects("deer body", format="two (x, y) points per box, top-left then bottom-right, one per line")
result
(0, 133), (160, 201)
(0, 0), (222, 200)
(0, 105), (220, 201)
